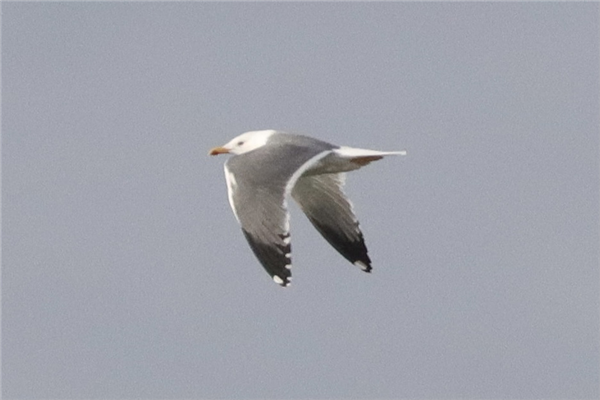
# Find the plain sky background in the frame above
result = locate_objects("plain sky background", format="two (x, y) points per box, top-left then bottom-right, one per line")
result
(2, 2), (599, 399)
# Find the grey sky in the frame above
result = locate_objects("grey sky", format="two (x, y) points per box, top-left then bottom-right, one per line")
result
(2, 2), (598, 399)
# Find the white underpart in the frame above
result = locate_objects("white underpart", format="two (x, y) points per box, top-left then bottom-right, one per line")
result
(224, 165), (240, 222)
(334, 146), (407, 157)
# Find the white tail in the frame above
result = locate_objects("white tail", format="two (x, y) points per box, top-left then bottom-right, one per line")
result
(334, 146), (407, 158)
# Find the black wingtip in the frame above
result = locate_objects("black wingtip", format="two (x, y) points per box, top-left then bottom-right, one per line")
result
(272, 274), (291, 287)
(354, 260), (372, 273)
(242, 229), (293, 287)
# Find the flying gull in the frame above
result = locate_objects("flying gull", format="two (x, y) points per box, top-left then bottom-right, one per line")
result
(209, 130), (406, 287)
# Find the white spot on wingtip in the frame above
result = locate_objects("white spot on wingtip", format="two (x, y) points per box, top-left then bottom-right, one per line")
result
(284, 263), (292, 270)
(273, 275), (284, 284)
(282, 236), (291, 245)
(354, 261), (369, 271)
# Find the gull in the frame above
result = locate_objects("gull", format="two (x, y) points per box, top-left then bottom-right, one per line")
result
(209, 130), (406, 287)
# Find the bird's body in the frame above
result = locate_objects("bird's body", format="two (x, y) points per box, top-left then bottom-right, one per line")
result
(209, 130), (406, 286)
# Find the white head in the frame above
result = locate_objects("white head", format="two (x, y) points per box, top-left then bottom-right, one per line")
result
(209, 130), (277, 156)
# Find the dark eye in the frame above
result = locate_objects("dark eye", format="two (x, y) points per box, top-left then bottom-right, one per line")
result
(237, 141), (245, 146)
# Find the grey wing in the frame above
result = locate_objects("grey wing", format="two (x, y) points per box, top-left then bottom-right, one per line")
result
(224, 146), (332, 286)
(291, 173), (372, 271)
(225, 162), (292, 286)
